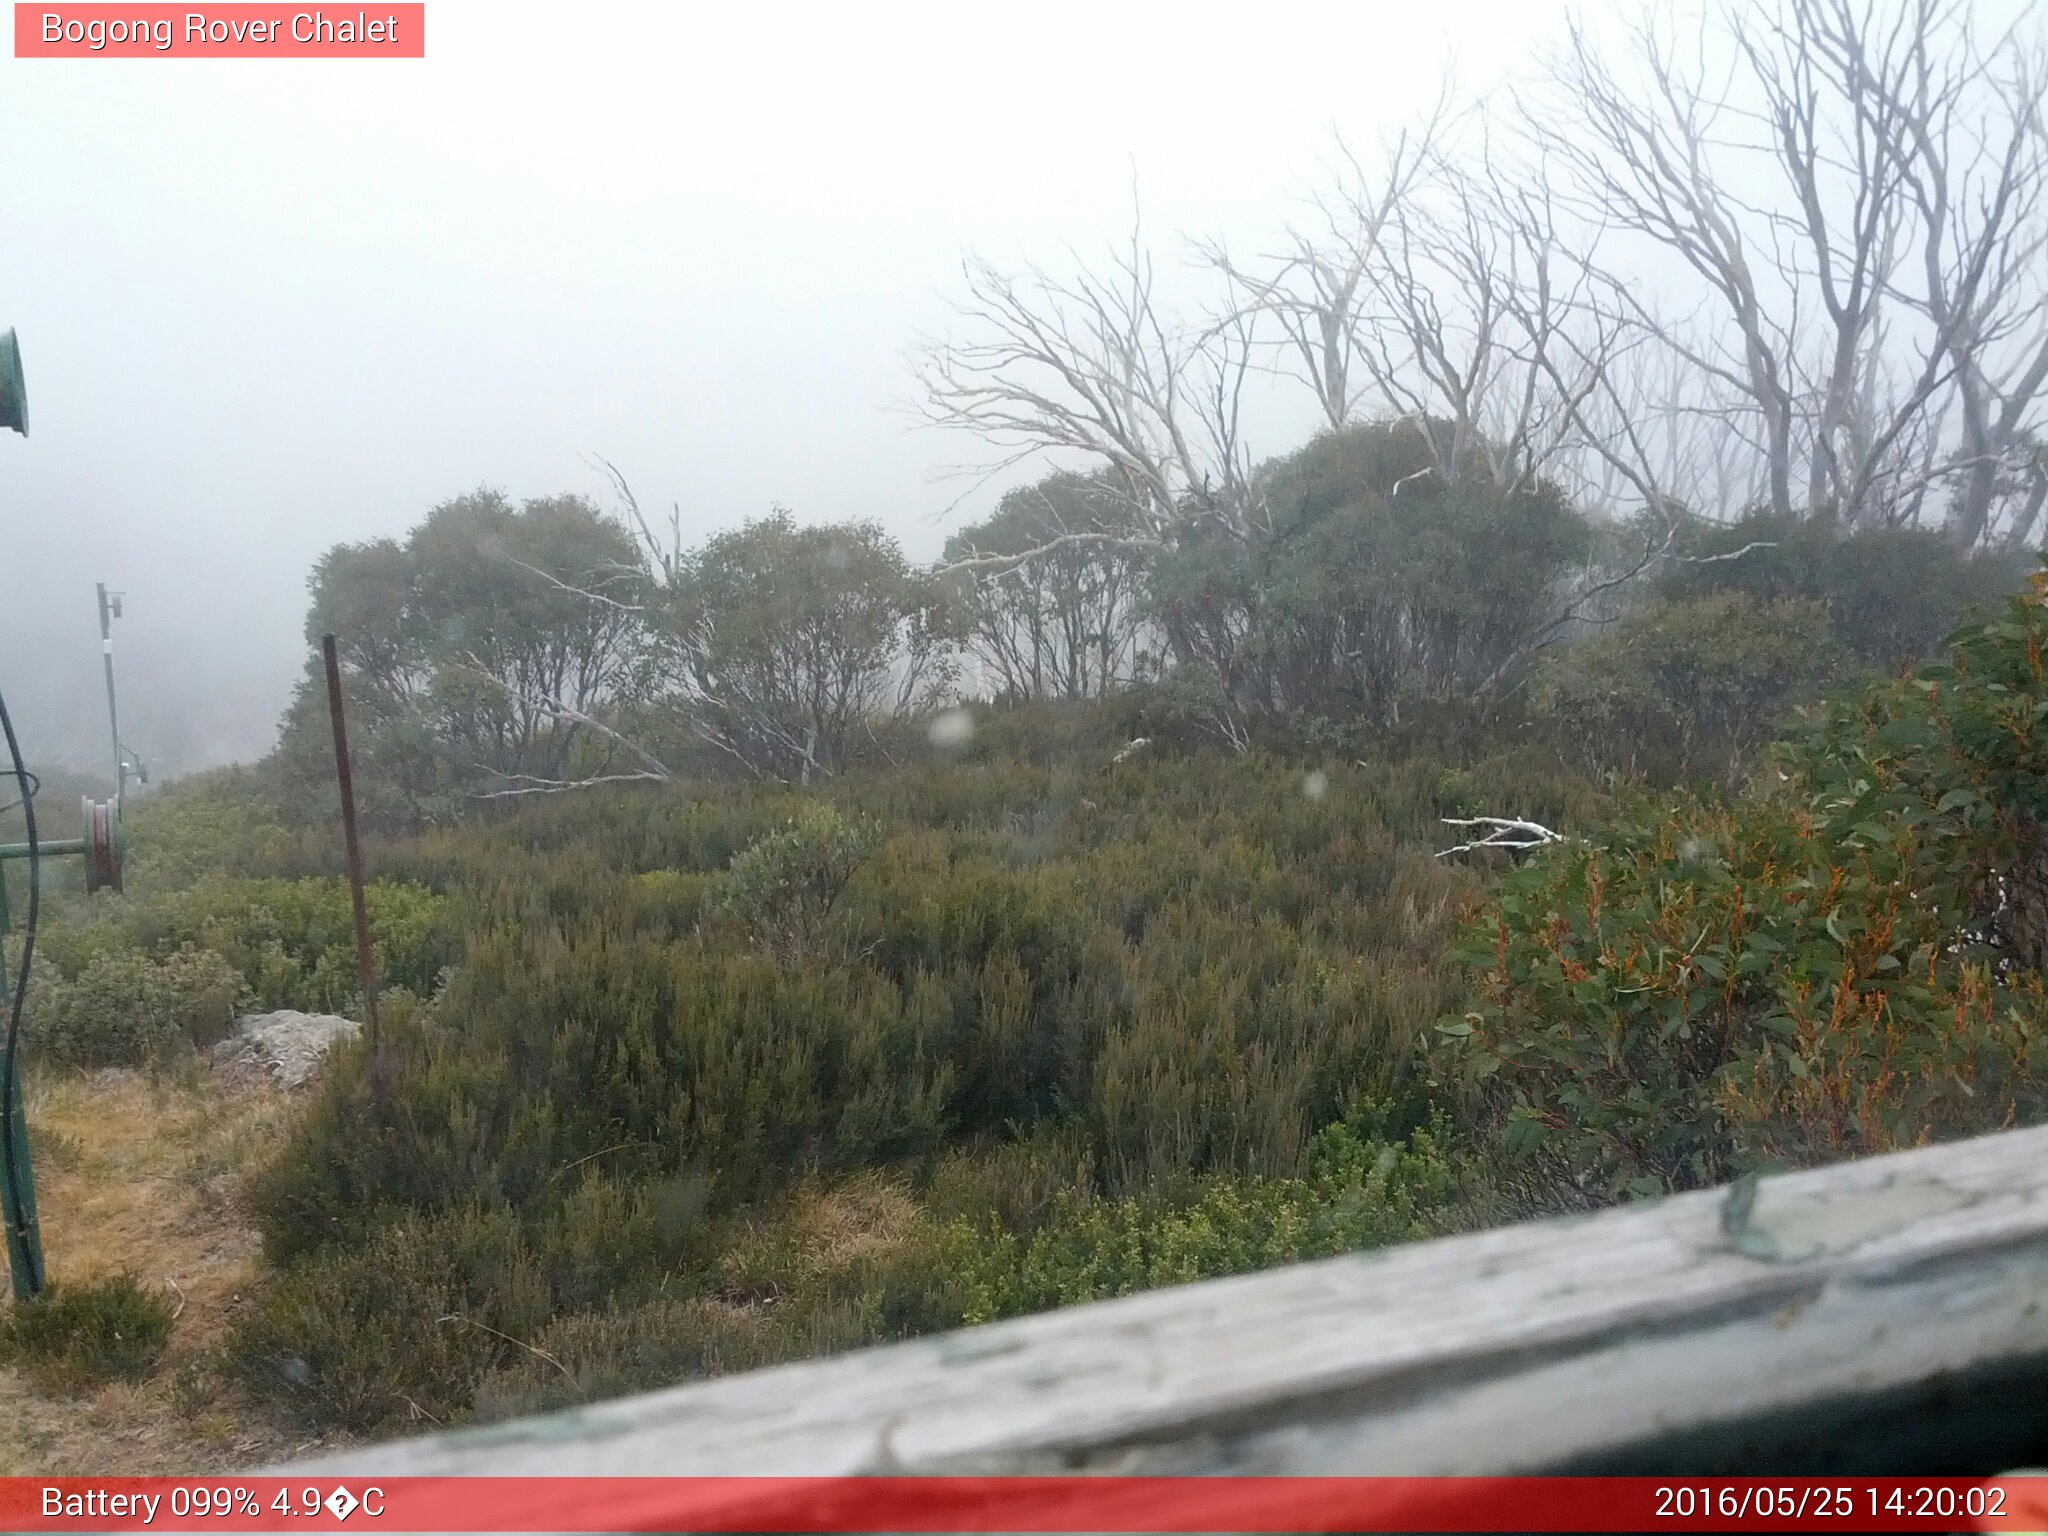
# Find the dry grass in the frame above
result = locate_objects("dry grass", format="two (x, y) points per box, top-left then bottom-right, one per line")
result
(784, 1173), (920, 1273)
(0, 1060), (349, 1472)
(715, 1171), (922, 1305)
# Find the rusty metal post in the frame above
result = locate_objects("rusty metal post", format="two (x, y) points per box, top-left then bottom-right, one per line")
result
(321, 635), (380, 1050)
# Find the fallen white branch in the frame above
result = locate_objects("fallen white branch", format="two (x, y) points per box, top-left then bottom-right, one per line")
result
(1434, 816), (1569, 859)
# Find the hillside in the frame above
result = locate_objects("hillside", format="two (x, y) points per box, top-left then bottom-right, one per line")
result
(0, 556), (2041, 1454)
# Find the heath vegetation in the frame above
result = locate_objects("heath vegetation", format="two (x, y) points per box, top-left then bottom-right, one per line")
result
(9, 0), (2048, 1452)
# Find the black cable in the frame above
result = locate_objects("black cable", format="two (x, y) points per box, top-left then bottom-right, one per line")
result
(0, 767), (39, 818)
(0, 681), (44, 1296)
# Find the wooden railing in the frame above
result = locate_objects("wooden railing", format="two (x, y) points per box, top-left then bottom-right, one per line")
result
(295, 1122), (2048, 1478)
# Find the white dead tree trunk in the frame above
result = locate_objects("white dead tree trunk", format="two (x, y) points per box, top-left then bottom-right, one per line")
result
(914, 204), (1264, 561)
(1542, 0), (2048, 540)
(1542, 10), (1810, 523)
(1866, 0), (2048, 548)
(1197, 113), (1448, 433)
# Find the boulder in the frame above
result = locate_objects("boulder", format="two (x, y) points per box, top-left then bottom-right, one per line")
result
(214, 1009), (361, 1088)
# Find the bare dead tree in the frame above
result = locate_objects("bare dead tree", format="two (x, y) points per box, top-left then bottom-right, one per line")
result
(1737, 0), (1930, 521)
(913, 201), (1265, 560)
(1359, 150), (1656, 500)
(1861, 0), (2048, 547)
(1550, 308), (1770, 520)
(1542, 9), (1809, 522)
(1543, 0), (2048, 540)
(588, 453), (686, 586)
(1198, 111), (1448, 432)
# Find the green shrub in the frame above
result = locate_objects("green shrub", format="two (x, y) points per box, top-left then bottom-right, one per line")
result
(193, 507), (2048, 1443)
(37, 877), (454, 1015)
(1534, 593), (1847, 782)
(2, 1273), (176, 1389)
(229, 1214), (517, 1430)
(1656, 512), (2023, 667)
(710, 807), (880, 962)
(121, 767), (303, 889)
(1443, 566), (2048, 1198)
(948, 1107), (1469, 1323)
(27, 944), (241, 1068)
(1142, 421), (1598, 723)
(221, 744), (1518, 1428)
(235, 1168), (960, 1431)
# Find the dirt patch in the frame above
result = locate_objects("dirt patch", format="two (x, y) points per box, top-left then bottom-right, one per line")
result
(0, 1063), (348, 1472)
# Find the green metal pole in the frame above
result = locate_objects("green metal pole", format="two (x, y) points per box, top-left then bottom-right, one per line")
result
(1, 323), (46, 1300)
(0, 868), (44, 1301)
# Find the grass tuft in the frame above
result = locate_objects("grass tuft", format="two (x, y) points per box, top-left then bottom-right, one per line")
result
(1, 1274), (175, 1390)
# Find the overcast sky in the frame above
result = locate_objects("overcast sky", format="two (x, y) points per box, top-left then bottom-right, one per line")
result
(1, 0), (1576, 779)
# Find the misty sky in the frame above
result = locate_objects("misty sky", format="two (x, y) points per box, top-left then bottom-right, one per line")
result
(1, 0), (1576, 780)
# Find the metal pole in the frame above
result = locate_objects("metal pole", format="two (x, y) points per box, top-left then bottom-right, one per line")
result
(96, 583), (125, 811)
(321, 635), (380, 1050)
(3, 327), (45, 1298)
(0, 872), (44, 1301)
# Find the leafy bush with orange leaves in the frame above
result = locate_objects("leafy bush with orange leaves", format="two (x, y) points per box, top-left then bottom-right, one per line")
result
(1441, 566), (2048, 1198)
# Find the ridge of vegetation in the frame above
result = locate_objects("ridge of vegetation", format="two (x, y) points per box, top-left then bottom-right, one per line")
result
(8, 533), (2040, 1440)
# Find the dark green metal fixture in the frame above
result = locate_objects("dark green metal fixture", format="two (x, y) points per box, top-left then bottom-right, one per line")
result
(0, 803), (123, 1299)
(0, 329), (26, 437)
(0, 323), (126, 1300)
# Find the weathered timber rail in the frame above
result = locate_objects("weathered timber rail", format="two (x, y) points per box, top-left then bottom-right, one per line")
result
(293, 1122), (2048, 1479)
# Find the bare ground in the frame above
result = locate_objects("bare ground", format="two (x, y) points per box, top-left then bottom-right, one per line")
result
(0, 1061), (351, 1472)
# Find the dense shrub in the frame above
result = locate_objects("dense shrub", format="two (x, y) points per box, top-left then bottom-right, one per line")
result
(1443, 568), (2048, 1197)
(469, 1183), (971, 1425)
(217, 565), (2048, 1435)
(226, 743), (1530, 1428)
(248, 749), (1504, 1251)
(2, 1273), (176, 1389)
(120, 768), (307, 888)
(1533, 593), (1846, 782)
(710, 808), (881, 962)
(229, 1169), (715, 1430)
(26, 944), (240, 1068)
(37, 877), (454, 1015)
(1149, 422), (1598, 722)
(1657, 512), (2024, 667)
(949, 1107), (1469, 1323)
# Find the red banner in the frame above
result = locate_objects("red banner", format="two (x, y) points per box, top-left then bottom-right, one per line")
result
(1, 1476), (2045, 1532)
(13, 5), (424, 57)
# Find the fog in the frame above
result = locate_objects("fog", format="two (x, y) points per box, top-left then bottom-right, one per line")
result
(0, 1), (1571, 779)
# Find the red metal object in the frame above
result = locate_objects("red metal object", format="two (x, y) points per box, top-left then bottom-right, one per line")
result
(82, 798), (119, 893)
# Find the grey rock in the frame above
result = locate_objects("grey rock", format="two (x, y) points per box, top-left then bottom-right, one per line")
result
(214, 1009), (361, 1087)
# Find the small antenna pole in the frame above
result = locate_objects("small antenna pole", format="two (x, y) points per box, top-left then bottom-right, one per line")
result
(96, 583), (125, 810)
(321, 635), (381, 1050)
